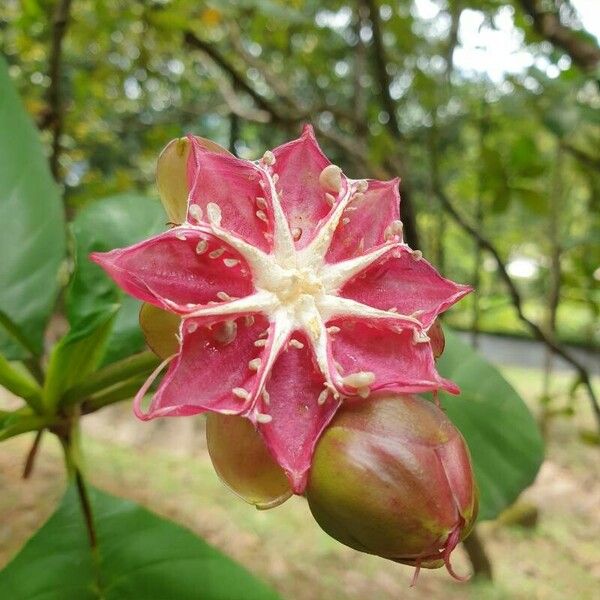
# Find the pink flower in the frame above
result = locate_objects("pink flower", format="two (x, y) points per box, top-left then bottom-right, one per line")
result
(91, 125), (470, 493)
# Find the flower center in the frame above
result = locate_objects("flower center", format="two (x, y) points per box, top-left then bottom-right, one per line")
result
(268, 267), (325, 307)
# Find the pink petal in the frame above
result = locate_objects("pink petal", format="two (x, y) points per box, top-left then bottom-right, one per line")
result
(271, 125), (341, 248)
(256, 333), (341, 493)
(328, 319), (459, 395)
(326, 178), (400, 262)
(137, 314), (269, 419)
(339, 247), (471, 328)
(90, 228), (253, 313)
(187, 137), (272, 251)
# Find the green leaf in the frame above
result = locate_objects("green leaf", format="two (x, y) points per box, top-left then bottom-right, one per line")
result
(0, 485), (280, 600)
(436, 330), (544, 521)
(0, 56), (66, 358)
(44, 309), (117, 410)
(0, 408), (49, 442)
(0, 353), (43, 412)
(67, 194), (165, 364)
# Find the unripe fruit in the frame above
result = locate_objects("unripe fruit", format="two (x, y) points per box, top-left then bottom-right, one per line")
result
(306, 394), (477, 581)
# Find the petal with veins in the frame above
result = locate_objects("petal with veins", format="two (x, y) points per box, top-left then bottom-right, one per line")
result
(256, 333), (341, 493)
(187, 136), (272, 251)
(328, 320), (459, 395)
(91, 228), (254, 313)
(326, 178), (401, 262)
(138, 314), (269, 419)
(271, 124), (343, 249)
(338, 247), (472, 328)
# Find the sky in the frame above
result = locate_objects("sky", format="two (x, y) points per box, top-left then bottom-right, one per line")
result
(415, 0), (600, 81)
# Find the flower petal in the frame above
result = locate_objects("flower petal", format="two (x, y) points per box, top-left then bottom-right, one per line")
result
(187, 137), (272, 251)
(338, 247), (471, 328)
(328, 319), (458, 395)
(138, 314), (269, 419)
(255, 333), (341, 493)
(90, 228), (254, 313)
(206, 413), (292, 509)
(271, 125), (340, 248)
(326, 178), (400, 262)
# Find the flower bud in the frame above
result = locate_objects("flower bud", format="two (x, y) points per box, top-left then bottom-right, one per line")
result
(306, 394), (477, 582)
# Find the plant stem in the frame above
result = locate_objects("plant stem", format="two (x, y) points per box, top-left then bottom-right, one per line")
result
(59, 417), (99, 553)
(22, 430), (44, 479)
(61, 351), (159, 407)
(74, 466), (97, 549)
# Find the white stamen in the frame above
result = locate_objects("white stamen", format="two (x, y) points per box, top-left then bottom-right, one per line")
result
(389, 307), (398, 313)
(412, 329), (430, 344)
(318, 389), (329, 405)
(216, 291), (232, 301)
(342, 371), (376, 388)
(411, 250), (423, 261)
(342, 217), (350, 225)
(248, 358), (261, 371)
(357, 386), (370, 399)
(291, 227), (302, 241)
(327, 326), (341, 334)
(254, 339), (267, 347)
(245, 315), (255, 327)
(355, 179), (368, 193)
(223, 258), (239, 268)
(272, 173), (279, 184)
(262, 389), (270, 405)
(262, 150), (275, 165)
(256, 196), (268, 209)
(209, 248), (225, 259)
(325, 193), (336, 206)
(175, 232), (187, 241)
(189, 204), (203, 222)
(195, 239), (208, 255)
(213, 320), (237, 345)
(232, 387), (250, 400)
(258, 329), (269, 339)
(206, 202), (222, 226)
(187, 322), (198, 333)
(319, 164), (342, 194)
(256, 210), (268, 222)
(256, 412), (272, 424)
(289, 339), (304, 349)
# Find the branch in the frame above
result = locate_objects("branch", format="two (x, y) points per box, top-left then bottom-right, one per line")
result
(359, 0), (420, 248)
(46, 0), (73, 181)
(519, 0), (600, 73)
(561, 141), (600, 171)
(184, 32), (289, 122)
(183, 31), (375, 175)
(429, 146), (600, 431)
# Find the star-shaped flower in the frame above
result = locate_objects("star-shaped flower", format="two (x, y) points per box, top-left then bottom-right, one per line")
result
(91, 125), (470, 492)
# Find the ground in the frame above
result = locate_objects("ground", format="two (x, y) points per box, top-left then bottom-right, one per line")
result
(1, 365), (599, 600)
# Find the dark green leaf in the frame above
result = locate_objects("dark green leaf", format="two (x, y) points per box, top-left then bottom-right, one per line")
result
(67, 195), (166, 364)
(0, 484), (280, 600)
(437, 330), (544, 521)
(0, 56), (66, 358)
